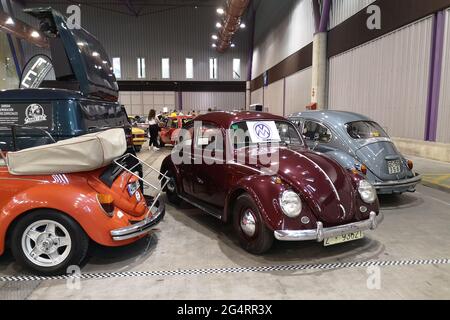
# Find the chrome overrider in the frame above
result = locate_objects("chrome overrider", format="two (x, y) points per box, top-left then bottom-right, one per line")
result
(111, 200), (165, 241)
(274, 211), (384, 242)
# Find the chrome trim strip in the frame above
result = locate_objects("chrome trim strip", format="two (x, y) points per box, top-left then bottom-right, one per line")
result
(288, 149), (341, 201)
(274, 211), (384, 242)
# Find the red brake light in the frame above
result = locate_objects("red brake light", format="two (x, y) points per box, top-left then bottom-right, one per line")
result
(97, 194), (115, 217)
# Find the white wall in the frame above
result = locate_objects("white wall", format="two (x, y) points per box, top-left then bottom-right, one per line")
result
(285, 67), (312, 116)
(182, 92), (245, 112)
(251, 0), (315, 79)
(437, 9), (450, 143)
(251, 88), (264, 105)
(328, 17), (433, 140)
(119, 91), (176, 117)
(263, 80), (285, 116)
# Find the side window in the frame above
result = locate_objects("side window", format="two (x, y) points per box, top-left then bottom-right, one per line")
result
(195, 123), (223, 151)
(302, 121), (332, 143)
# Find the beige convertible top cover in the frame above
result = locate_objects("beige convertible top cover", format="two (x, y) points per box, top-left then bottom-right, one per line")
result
(7, 129), (127, 175)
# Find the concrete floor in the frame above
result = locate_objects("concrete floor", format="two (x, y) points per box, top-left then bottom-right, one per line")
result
(1, 148), (450, 300)
(408, 155), (450, 192)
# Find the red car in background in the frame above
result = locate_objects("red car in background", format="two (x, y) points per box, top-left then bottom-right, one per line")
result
(158, 115), (194, 147)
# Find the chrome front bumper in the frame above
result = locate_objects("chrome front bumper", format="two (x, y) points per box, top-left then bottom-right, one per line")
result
(274, 211), (384, 242)
(373, 174), (421, 190)
(110, 200), (165, 241)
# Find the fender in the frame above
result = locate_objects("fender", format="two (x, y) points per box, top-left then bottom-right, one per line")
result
(0, 183), (136, 255)
(160, 155), (183, 191)
(225, 175), (287, 231)
(323, 150), (360, 170)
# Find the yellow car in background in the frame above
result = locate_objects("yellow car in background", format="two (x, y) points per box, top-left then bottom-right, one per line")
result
(129, 117), (147, 152)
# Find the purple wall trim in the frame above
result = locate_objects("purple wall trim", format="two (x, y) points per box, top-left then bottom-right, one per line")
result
(425, 11), (445, 141)
(318, 0), (331, 33)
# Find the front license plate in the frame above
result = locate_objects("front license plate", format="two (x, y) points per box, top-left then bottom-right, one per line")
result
(324, 231), (364, 246)
(387, 160), (401, 174)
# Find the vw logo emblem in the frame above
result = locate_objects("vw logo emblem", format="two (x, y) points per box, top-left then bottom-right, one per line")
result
(254, 123), (271, 140)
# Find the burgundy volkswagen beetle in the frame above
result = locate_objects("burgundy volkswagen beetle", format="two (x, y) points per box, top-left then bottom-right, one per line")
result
(160, 112), (383, 254)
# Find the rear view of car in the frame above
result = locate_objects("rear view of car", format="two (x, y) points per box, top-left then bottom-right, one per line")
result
(289, 111), (421, 195)
(0, 129), (166, 275)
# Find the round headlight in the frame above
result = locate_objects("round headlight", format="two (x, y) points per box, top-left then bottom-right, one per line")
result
(280, 190), (302, 218)
(358, 180), (377, 204)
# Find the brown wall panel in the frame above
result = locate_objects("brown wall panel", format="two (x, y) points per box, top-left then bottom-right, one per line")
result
(251, 43), (313, 91)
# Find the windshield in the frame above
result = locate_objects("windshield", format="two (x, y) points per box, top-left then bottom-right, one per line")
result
(230, 120), (304, 148)
(346, 121), (389, 140)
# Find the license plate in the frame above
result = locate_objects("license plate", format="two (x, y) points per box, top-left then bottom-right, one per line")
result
(127, 182), (139, 197)
(324, 231), (364, 246)
(387, 160), (401, 174)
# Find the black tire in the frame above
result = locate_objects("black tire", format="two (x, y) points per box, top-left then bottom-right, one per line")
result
(233, 194), (274, 254)
(158, 136), (165, 148)
(163, 170), (182, 205)
(11, 210), (89, 276)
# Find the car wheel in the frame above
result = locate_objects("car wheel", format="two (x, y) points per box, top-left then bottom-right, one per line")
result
(233, 194), (273, 254)
(163, 170), (182, 205)
(11, 210), (89, 276)
(158, 136), (165, 148)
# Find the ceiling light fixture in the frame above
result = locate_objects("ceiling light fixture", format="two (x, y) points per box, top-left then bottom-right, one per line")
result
(30, 31), (40, 38)
(216, 22), (222, 28)
(212, 35), (218, 40)
(216, 8), (225, 15)
(5, 17), (14, 25)
(240, 23), (246, 29)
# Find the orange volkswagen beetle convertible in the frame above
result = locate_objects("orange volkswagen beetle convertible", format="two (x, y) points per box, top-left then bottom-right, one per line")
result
(0, 128), (167, 275)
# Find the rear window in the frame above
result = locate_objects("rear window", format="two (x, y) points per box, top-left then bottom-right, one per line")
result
(346, 121), (389, 139)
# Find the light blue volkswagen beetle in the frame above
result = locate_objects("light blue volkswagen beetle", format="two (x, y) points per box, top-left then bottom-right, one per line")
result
(288, 111), (421, 195)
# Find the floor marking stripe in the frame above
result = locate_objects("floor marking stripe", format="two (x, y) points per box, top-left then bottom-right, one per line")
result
(1, 258), (449, 282)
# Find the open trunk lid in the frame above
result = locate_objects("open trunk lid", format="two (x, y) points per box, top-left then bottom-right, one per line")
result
(24, 7), (119, 101)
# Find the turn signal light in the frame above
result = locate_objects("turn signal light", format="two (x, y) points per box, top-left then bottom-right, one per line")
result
(360, 164), (368, 175)
(97, 194), (115, 217)
(407, 160), (414, 170)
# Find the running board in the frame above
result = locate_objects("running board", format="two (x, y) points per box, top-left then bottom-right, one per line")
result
(178, 194), (223, 220)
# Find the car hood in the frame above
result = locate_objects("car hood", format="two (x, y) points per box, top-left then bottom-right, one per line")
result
(243, 146), (357, 225)
(355, 140), (409, 180)
(25, 8), (119, 101)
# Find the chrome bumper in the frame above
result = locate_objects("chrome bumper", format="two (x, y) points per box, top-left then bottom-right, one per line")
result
(274, 211), (384, 242)
(373, 174), (421, 190)
(110, 200), (165, 241)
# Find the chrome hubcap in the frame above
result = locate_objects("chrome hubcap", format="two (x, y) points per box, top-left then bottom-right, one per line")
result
(21, 220), (72, 267)
(240, 210), (257, 237)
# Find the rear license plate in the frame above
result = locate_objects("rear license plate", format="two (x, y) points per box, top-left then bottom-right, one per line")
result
(127, 182), (139, 197)
(387, 160), (401, 174)
(324, 231), (364, 246)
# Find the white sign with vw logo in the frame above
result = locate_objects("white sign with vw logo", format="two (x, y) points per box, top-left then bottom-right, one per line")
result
(247, 121), (281, 143)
